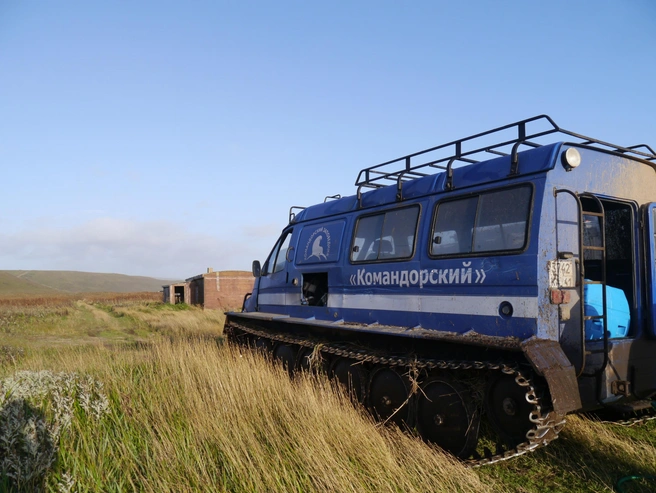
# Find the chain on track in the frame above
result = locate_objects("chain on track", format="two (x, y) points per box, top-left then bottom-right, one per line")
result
(597, 407), (656, 427)
(225, 321), (568, 467)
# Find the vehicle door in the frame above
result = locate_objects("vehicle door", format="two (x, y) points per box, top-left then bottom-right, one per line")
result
(647, 203), (656, 336)
(256, 228), (300, 311)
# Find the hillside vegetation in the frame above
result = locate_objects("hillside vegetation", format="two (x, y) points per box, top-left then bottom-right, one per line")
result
(0, 295), (654, 492)
(0, 271), (59, 296)
(0, 270), (177, 295)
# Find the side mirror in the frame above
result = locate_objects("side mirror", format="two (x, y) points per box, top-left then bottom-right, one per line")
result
(252, 260), (261, 278)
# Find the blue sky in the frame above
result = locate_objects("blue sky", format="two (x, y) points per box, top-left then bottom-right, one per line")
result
(1, 1), (654, 279)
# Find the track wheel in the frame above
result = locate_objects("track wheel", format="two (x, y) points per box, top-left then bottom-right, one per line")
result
(223, 325), (239, 344)
(254, 336), (274, 355)
(416, 376), (480, 458)
(273, 343), (297, 377)
(295, 346), (326, 373)
(225, 326), (252, 347)
(330, 358), (367, 403)
(485, 373), (534, 446)
(368, 367), (411, 426)
(296, 346), (314, 372)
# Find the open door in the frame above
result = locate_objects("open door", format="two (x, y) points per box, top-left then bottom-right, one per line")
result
(554, 192), (635, 375)
(648, 203), (656, 336)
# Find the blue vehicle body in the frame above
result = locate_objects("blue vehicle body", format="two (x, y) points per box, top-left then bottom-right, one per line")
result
(228, 115), (656, 426)
(248, 146), (553, 341)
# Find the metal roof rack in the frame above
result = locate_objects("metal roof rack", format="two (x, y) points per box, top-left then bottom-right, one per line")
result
(354, 114), (656, 189)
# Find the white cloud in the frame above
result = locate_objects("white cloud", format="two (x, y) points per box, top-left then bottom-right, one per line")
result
(0, 217), (261, 279)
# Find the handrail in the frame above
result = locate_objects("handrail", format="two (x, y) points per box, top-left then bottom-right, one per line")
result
(289, 206), (306, 223)
(554, 188), (586, 377)
(354, 115), (656, 189)
(396, 172), (406, 201)
(356, 185), (365, 209)
(445, 157), (457, 191)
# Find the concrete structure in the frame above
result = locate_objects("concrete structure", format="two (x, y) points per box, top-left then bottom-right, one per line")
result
(163, 269), (253, 310)
(162, 282), (189, 304)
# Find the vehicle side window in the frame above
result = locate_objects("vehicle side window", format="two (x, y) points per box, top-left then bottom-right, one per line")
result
(351, 206), (419, 262)
(431, 197), (477, 255)
(264, 230), (292, 275)
(431, 186), (532, 256)
(352, 215), (384, 262)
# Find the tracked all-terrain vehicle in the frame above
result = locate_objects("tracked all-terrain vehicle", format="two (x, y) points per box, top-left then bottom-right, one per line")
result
(225, 115), (656, 465)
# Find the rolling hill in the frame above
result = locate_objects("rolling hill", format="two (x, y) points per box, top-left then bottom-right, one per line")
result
(0, 270), (179, 295)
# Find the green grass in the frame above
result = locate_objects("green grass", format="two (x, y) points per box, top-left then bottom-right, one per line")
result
(480, 417), (656, 492)
(0, 295), (654, 492)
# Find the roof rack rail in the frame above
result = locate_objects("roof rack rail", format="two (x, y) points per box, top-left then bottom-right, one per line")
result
(354, 114), (656, 189)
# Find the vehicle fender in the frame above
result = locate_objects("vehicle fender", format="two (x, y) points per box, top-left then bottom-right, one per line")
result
(521, 337), (582, 415)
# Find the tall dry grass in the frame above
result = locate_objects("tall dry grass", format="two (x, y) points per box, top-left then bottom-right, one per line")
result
(0, 295), (205, 351)
(0, 298), (654, 492)
(111, 303), (226, 339)
(14, 339), (488, 493)
(0, 292), (160, 309)
(0, 293), (162, 348)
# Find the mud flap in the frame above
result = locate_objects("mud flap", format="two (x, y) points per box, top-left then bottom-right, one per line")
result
(521, 338), (582, 415)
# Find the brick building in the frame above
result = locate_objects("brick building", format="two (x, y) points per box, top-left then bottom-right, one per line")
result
(163, 269), (253, 310)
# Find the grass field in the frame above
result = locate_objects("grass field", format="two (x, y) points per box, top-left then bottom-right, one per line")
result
(0, 294), (654, 492)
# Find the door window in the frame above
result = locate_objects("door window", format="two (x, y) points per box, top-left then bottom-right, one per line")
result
(272, 232), (292, 274)
(264, 230), (293, 275)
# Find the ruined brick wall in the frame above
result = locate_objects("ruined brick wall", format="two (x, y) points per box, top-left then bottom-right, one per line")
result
(188, 277), (204, 305)
(203, 271), (254, 310)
